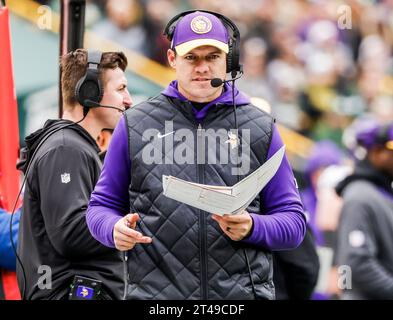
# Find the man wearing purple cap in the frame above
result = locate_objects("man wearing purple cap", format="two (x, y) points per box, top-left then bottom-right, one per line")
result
(335, 122), (393, 299)
(86, 10), (306, 299)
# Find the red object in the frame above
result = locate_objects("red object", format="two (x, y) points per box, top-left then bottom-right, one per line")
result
(2, 271), (20, 300)
(0, 5), (21, 300)
(0, 6), (20, 212)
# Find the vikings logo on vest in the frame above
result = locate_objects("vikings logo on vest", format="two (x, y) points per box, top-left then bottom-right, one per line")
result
(191, 16), (212, 34)
(141, 121), (251, 175)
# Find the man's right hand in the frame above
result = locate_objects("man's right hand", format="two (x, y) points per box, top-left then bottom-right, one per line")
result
(113, 213), (152, 251)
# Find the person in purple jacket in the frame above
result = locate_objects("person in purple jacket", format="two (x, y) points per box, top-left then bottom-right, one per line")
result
(87, 10), (306, 300)
(301, 140), (344, 246)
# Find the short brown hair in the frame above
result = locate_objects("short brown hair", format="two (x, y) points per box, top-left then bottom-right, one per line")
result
(60, 49), (128, 107)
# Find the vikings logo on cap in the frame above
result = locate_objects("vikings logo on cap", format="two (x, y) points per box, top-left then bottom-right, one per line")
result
(172, 11), (229, 56)
(191, 15), (212, 34)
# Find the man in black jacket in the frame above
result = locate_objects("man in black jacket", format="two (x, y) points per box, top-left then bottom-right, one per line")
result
(17, 49), (132, 300)
(335, 121), (393, 299)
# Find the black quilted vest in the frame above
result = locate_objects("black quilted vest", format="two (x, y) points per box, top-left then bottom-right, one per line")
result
(124, 94), (275, 300)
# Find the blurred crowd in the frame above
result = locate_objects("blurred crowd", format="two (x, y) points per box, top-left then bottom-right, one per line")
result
(38, 0), (393, 141)
(35, 0), (393, 142)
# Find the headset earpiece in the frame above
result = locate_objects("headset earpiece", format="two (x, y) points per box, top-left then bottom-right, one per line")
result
(75, 50), (103, 114)
(226, 37), (240, 75)
(230, 34), (241, 76)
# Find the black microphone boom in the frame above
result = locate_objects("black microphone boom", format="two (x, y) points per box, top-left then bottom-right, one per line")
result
(210, 72), (243, 88)
(84, 99), (124, 113)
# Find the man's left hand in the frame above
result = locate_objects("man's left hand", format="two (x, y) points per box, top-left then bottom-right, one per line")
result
(211, 211), (253, 241)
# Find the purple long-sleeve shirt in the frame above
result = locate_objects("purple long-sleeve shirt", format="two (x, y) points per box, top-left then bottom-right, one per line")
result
(87, 82), (306, 250)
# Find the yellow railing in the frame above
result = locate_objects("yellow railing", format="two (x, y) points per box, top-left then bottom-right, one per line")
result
(277, 124), (314, 158)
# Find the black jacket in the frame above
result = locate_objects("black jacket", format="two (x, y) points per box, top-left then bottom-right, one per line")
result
(335, 160), (393, 299)
(17, 120), (124, 300)
(273, 227), (320, 300)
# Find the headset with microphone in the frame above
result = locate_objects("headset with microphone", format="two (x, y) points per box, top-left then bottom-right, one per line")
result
(164, 9), (244, 130)
(164, 9), (243, 79)
(10, 49), (124, 299)
(75, 50), (125, 115)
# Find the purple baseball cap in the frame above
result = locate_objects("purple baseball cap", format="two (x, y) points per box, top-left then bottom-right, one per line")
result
(356, 121), (393, 151)
(171, 11), (229, 56)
